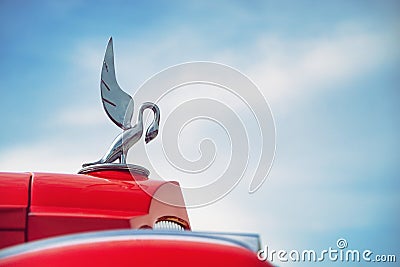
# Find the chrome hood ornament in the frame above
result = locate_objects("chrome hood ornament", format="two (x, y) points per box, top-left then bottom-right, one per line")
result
(82, 38), (160, 168)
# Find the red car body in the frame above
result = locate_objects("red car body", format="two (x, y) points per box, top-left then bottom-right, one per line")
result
(0, 168), (271, 266)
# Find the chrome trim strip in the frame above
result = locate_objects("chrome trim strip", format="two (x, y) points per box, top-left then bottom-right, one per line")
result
(0, 230), (261, 258)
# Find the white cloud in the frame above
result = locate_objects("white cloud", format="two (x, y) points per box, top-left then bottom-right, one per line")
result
(0, 139), (86, 173)
(55, 105), (105, 127)
(249, 24), (399, 108)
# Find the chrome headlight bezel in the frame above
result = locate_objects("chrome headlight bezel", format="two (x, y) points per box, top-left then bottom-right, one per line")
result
(153, 216), (188, 231)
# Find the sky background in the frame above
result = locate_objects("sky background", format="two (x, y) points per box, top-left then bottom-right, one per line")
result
(0, 1), (399, 266)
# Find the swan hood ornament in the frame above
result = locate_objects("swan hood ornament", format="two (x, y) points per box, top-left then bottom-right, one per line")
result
(82, 38), (160, 168)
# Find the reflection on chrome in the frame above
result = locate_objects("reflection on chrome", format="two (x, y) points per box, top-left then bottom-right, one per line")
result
(0, 229), (262, 259)
(82, 38), (160, 168)
(154, 220), (185, 231)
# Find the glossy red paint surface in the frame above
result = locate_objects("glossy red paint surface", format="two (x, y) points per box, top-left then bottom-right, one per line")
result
(28, 171), (190, 241)
(0, 239), (272, 267)
(30, 172), (154, 217)
(0, 231), (25, 250)
(0, 173), (31, 228)
(84, 169), (148, 181)
(0, 173), (31, 248)
(0, 170), (190, 248)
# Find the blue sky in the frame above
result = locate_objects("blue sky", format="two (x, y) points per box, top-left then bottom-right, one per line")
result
(0, 1), (399, 266)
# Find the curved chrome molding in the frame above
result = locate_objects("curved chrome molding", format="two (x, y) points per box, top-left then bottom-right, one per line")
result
(0, 230), (261, 259)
